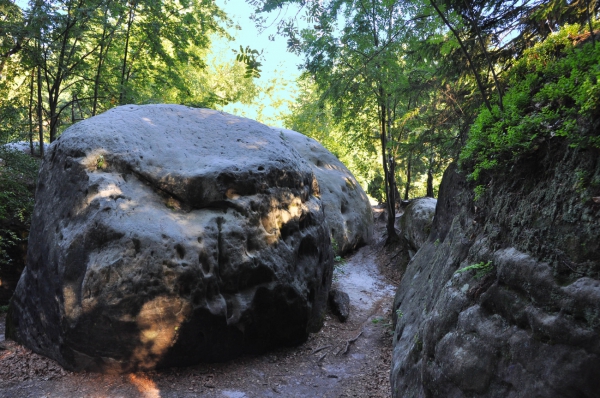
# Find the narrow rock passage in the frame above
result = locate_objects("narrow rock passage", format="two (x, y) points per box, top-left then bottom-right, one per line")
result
(0, 233), (397, 398)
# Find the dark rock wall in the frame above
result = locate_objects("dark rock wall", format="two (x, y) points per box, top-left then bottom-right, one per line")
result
(391, 140), (600, 397)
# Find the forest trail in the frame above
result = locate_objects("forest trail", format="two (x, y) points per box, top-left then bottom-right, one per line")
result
(0, 219), (398, 398)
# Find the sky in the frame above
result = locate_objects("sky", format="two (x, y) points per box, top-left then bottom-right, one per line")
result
(210, 0), (306, 127)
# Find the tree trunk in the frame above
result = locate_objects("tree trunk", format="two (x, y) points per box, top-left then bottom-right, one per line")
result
(119, 4), (136, 105)
(28, 70), (35, 155)
(585, 0), (596, 47)
(404, 153), (412, 201)
(426, 168), (434, 198)
(48, 94), (59, 143)
(92, 34), (105, 116)
(379, 99), (398, 243)
(37, 63), (44, 157)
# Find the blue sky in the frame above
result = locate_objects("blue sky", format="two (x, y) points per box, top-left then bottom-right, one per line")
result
(213, 0), (306, 126)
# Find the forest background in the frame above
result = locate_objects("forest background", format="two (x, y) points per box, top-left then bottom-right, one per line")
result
(1, 0), (600, 267)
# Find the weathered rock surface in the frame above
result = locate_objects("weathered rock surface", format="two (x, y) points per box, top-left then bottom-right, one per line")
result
(328, 289), (350, 322)
(7, 104), (334, 373)
(391, 141), (600, 397)
(273, 128), (373, 255)
(398, 197), (436, 257)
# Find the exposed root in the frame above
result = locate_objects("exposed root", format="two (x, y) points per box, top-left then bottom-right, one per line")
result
(339, 331), (363, 356)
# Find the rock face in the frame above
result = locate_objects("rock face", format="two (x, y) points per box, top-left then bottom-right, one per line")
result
(391, 142), (600, 397)
(7, 105), (334, 373)
(273, 128), (373, 255)
(398, 197), (436, 257)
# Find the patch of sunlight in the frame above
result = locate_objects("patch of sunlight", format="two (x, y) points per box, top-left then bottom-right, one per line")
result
(260, 196), (304, 245)
(130, 296), (191, 370)
(141, 117), (156, 126)
(128, 373), (161, 398)
(63, 285), (81, 321)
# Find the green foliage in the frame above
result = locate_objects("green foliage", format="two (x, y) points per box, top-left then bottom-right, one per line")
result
(330, 236), (346, 280)
(474, 184), (486, 201)
(235, 45), (263, 78)
(455, 260), (494, 279)
(460, 24), (600, 181)
(0, 147), (39, 269)
(0, 0), (259, 145)
(367, 173), (386, 204)
(372, 316), (394, 335)
(96, 154), (105, 170)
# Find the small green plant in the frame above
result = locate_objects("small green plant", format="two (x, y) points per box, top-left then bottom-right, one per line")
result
(372, 316), (394, 335)
(0, 304), (8, 314)
(474, 185), (486, 201)
(575, 169), (589, 194)
(396, 309), (404, 319)
(96, 154), (105, 169)
(331, 236), (339, 253)
(455, 260), (494, 279)
(413, 333), (423, 351)
(331, 237), (347, 280)
(434, 239), (440, 247)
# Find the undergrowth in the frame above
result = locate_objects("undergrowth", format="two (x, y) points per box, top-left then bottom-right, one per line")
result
(0, 147), (39, 270)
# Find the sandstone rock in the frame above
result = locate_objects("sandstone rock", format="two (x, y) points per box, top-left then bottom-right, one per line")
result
(273, 128), (373, 255)
(2, 141), (40, 155)
(7, 104), (334, 373)
(391, 145), (600, 398)
(328, 289), (350, 322)
(398, 197), (436, 256)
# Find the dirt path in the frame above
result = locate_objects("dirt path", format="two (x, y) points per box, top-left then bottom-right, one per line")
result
(0, 236), (397, 398)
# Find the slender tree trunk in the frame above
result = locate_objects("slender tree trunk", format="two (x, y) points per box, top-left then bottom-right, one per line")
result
(472, 22), (504, 111)
(48, 90), (59, 143)
(119, 4), (136, 105)
(92, 6), (122, 115)
(379, 98), (398, 243)
(28, 70), (35, 155)
(404, 152), (412, 201)
(37, 63), (44, 157)
(426, 168), (434, 197)
(92, 39), (105, 116)
(585, 0), (596, 47)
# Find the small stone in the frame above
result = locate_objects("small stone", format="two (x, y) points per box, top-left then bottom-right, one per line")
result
(328, 289), (350, 322)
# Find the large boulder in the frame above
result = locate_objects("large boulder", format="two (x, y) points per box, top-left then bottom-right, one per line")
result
(391, 140), (600, 397)
(7, 105), (334, 373)
(273, 128), (373, 254)
(398, 197), (436, 257)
